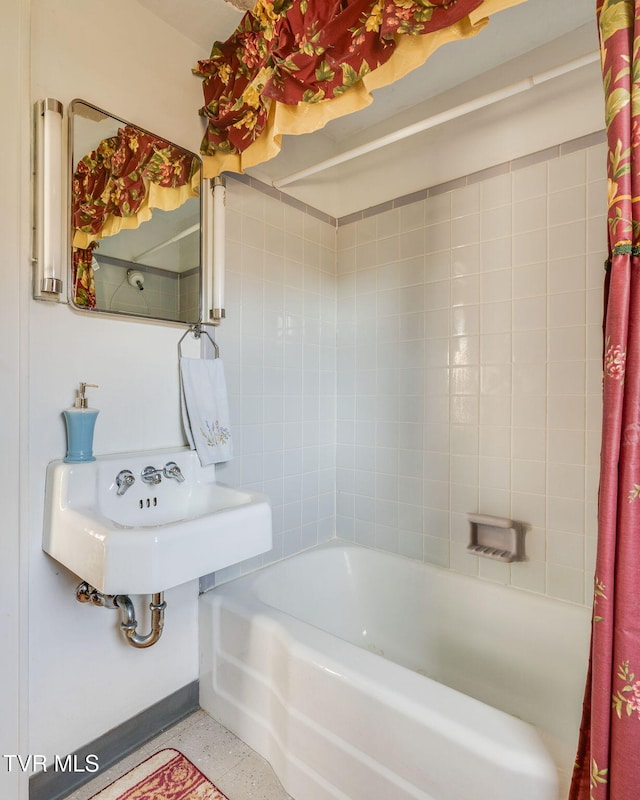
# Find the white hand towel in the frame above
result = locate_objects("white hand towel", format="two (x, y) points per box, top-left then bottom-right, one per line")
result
(179, 356), (233, 465)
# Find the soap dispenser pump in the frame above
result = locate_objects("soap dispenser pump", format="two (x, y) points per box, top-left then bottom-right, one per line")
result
(63, 382), (99, 463)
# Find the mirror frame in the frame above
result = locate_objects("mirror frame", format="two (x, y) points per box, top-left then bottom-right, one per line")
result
(68, 99), (204, 325)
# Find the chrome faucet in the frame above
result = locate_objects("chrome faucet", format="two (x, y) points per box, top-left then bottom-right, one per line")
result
(115, 469), (135, 496)
(141, 466), (163, 485)
(163, 461), (185, 482)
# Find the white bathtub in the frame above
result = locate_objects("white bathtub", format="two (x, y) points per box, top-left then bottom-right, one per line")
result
(199, 542), (591, 800)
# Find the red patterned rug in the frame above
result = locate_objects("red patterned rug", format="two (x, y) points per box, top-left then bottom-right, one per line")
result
(89, 748), (229, 800)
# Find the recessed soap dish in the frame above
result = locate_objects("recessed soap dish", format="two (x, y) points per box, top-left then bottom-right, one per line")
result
(467, 513), (525, 562)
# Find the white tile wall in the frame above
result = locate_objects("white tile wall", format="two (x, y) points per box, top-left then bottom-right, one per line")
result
(336, 140), (607, 607)
(212, 180), (337, 582)
(94, 262), (181, 319)
(93, 262), (200, 322)
(211, 138), (604, 608)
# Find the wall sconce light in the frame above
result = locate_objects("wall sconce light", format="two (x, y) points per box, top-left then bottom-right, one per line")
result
(33, 98), (65, 301)
(210, 176), (226, 325)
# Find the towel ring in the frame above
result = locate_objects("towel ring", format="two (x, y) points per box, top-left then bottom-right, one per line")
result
(178, 324), (219, 359)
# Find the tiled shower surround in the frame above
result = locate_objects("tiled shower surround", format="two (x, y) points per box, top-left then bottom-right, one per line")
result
(216, 133), (606, 608)
(213, 181), (338, 571)
(93, 262), (200, 321)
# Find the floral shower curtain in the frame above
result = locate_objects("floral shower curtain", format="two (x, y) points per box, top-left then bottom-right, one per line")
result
(193, 0), (524, 177)
(570, 1), (640, 798)
(71, 125), (200, 308)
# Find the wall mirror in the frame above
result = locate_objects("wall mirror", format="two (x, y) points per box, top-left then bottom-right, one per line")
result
(69, 99), (203, 324)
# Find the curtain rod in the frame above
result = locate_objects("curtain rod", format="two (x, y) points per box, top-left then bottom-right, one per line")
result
(132, 223), (199, 262)
(273, 51), (600, 189)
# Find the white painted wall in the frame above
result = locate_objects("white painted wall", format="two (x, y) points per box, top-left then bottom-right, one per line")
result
(1, 1), (30, 797)
(27, 0), (208, 765)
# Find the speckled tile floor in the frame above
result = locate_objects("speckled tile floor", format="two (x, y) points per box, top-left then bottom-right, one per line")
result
(62, 710), (293, 800)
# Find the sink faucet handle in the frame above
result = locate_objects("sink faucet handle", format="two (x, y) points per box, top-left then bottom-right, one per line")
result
(115, 469), (136, 496)
(141, 466), (163, 485)
(163, 461), (185, 482)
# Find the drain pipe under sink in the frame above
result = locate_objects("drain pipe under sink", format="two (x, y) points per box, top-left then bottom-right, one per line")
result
(76, 582), (166, 648)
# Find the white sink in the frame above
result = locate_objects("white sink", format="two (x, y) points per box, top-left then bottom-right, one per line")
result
(42, 447), (272, 594)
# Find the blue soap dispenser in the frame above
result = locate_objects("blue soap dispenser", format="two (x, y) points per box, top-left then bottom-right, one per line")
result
(63, 382), (99, 463)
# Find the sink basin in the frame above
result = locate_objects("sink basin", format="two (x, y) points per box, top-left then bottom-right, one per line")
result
(42, 447), (272, 594)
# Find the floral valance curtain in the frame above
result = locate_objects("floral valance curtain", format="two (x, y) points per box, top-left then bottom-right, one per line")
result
(71, 125), (200, 307)
(72, 125), (200, 249)
(193, 0), (525, 177)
